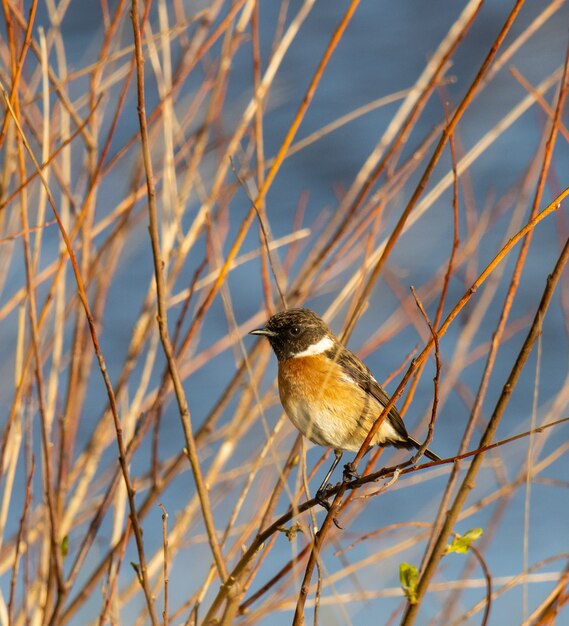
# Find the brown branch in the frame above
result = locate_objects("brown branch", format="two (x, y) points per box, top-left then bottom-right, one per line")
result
(7, 457), (34, 626)
(401, 236), (569, 624)
(469, 543), (493, 626)
(528, 560), (569, 625)
(409, 286), (440, 460)
(341, 0), (527, 345)
(130, 0), (228, 587)
(159, 504), (170, 626)
(11, 51), (65, 616)
(435, 106), (461, 329)
(0, 50), (160, 626)
(230, 156), (287, 310)
(198, 182), (567, 625)
(418, 29), (569, 609)
(201, 2), (363, 621)
(239, 544), (312, 614)
(0, 0), (38, 149)
(294, 0), (484, 297)
(251, 0), (272, 313)
(293, 185), (565, 623)
(350, 183), (566, 474)
(203, 404), (569, 626)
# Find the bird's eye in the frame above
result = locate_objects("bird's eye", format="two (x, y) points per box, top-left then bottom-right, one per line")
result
(288, 325), (301, 337)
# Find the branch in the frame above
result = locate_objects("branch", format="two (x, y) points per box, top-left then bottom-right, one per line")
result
(130, 0), (228, 586)
(401, 236), (569, 625)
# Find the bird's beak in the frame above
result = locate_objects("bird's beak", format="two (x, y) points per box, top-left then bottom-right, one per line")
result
(250, 326), (276, 337)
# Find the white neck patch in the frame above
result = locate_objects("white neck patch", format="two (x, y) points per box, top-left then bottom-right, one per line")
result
(293, 335), (334, 358)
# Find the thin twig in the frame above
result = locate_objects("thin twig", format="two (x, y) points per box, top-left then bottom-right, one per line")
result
(130, 0), (228, 586)
(0, 36), (161, 626)
(159, 504), (169, 626)
(230, 156), (287, 309)
(401, 236), (569, 624)
(7, 456), (34, 626)
(409, 286), (440, 461)
(469, 539), (493, 626)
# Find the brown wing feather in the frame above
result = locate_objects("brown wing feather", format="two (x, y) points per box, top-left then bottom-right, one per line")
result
(326, 347), (410, 444)
(323, 345), (441, 461)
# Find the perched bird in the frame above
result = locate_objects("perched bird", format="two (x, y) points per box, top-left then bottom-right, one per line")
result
(250, 308), (440, 499)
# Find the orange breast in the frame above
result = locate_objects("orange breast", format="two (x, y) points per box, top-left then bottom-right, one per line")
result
(277, 355), (383, 450)
(278, 355), (353, 404)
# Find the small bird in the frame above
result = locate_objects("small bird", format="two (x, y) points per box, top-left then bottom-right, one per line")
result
(250, 308), (440, 500)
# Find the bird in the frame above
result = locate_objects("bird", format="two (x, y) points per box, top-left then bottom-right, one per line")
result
(250, 308), (440, 502)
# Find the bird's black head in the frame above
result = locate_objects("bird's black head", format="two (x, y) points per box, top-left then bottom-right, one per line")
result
(250, 308), (335, 361)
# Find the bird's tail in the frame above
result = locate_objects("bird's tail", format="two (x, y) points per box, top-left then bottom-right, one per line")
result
(407, 436), (441, 462)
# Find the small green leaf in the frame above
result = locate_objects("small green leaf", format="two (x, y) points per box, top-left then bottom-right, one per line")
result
(400, 562), (419, 604)
(60, 535), (69, 558)
(446, 528), (483, 554)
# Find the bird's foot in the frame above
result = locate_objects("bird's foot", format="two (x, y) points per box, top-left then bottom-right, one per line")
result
(343, 462), (360, 482)
(315, 483), (333, 510)
(315, 484), (343, 530)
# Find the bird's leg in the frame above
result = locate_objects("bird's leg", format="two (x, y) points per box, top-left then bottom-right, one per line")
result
(315, 449), (343, 508)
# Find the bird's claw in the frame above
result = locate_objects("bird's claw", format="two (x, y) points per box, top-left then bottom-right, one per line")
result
(315, 484), (332, 510)
(315, 485), (343, 529)
(343, 462), (360, 481)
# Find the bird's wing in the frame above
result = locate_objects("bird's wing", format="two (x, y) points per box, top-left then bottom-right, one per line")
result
(327, 347), (410, 442)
